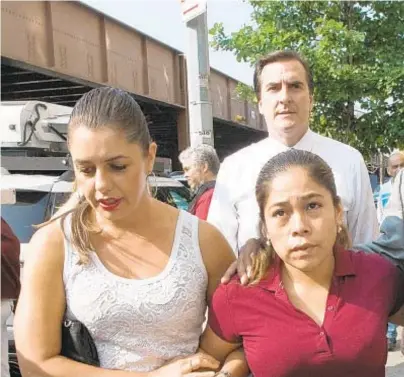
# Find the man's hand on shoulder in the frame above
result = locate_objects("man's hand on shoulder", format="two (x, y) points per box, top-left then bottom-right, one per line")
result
(221, 238), (260, 285)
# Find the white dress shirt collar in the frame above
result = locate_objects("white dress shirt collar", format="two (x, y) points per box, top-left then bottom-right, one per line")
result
(266, 128), (315, 152)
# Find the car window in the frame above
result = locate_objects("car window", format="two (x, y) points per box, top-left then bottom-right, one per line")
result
(1, 190), (50, 242)
(45, 192), (71, 219)
(155, 187), (174, 207)
(154, 186), (191, 210)
(169, 187), (191, 210)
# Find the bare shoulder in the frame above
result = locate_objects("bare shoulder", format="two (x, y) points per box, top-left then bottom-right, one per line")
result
(199, 221), (235, 258)
(24, 219), (65, 274)
(198, 220), (235, 283)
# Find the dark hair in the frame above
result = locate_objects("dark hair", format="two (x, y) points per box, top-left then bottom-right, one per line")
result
(253, 50), (314, 101)
(68, 86), (151, 154)
(250, 149), (351, 283)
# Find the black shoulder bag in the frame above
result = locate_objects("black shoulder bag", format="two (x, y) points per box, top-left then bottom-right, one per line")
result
(61, 320), (100, 367)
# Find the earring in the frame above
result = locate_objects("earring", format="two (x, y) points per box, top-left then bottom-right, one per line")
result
(266, 238), (272, 248)
(146, 171), (157, 197)
(337, 224), (342, 233)
(76, 191), (84, 202)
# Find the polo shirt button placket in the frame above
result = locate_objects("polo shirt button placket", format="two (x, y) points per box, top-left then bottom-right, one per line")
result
(316, 329), (332, 356)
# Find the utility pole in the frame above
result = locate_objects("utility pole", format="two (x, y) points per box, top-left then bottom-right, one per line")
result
(181, 0), (214, 147)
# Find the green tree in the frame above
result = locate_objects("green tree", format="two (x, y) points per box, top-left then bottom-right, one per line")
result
(210, 1), (404, 158)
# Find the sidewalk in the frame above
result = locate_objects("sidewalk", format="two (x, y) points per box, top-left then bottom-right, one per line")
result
(386, 327), (404, 377)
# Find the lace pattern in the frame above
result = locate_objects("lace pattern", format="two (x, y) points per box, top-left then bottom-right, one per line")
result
(63, 211), (208, 372)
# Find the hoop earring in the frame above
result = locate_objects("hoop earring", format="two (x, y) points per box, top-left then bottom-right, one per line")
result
(76, 191), (84, 202)
(146, 171), (158, 197)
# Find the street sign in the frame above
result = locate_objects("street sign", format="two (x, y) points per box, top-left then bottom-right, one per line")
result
(181, 0), (207, 23)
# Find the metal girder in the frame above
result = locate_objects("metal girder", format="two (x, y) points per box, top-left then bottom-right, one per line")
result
(1, 156), (71, 171)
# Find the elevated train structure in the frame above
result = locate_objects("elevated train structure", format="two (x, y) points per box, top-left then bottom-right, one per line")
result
(1, 1), (268, 170)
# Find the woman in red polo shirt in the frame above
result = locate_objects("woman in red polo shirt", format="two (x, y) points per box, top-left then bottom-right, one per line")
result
(200, 149), (404, 377)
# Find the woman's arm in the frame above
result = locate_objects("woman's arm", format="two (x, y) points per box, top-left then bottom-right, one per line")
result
(199, 327), (247, 377)
(15, 218), (226, 377)
(14, 221), (148, 377)
(198, 222), (250, 377)
(14, 222), (145, 377)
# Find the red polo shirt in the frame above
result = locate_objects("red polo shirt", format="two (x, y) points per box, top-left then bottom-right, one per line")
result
(209, 248), (404, 377)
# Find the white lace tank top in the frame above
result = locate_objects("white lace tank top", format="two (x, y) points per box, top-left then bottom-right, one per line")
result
(62, 210), (208, 372)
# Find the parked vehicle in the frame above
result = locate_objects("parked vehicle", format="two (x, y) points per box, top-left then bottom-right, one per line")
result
(1, 171), (191, 248)
(169, 170), (189, 188)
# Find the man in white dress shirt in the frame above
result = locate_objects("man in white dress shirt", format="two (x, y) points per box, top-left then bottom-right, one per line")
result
(208, 51), (378, 254)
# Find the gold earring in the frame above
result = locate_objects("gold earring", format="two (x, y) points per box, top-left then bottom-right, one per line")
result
(337, 225), (342, 233)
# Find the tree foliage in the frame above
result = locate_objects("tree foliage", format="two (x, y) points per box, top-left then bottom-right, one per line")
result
(210, 1), (404, 158)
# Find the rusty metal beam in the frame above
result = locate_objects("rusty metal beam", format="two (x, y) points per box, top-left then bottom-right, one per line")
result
(1, 0), (264, 133)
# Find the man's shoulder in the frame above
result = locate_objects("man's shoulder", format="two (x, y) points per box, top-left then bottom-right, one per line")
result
(313, 132), (362, 159)
(223, 139), (268, 164)
(312, 132), (365, 174)
(198, 187), (215, 202)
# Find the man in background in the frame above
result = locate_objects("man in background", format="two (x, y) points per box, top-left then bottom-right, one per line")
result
(208, 50), (378, 254)
(377, 151), (404, 222)
(377, 154), (404, 351)
(179, 144), (220, 220)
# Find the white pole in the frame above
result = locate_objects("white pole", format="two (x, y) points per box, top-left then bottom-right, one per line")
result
(185, 10), (214, 147)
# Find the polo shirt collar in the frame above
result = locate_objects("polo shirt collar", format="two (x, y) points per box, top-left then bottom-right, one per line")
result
(258, 247), (356, 292)
(333, 246), (356, 277)
(257, 257), (282, 293)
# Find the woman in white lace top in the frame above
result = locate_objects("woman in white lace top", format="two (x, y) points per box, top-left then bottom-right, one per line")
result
(14, 88), (249, 377)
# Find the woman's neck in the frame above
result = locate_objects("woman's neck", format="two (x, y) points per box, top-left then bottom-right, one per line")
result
(93, 196), (158, 239)
(281, 252), (335, 289)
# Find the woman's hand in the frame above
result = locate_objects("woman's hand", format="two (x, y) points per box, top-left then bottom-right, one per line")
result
(152, 353), (220, 377)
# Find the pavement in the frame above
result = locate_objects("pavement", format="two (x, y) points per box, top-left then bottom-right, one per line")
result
(386, 327), (404, 377)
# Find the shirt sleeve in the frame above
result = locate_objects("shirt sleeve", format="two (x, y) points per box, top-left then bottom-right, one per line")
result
(389, 266), (404, 316)
(353, 216), (404, 273)
(208, 284), (239, 343)
(347, 152), (379, 244)
(207, 159), (239, 254)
